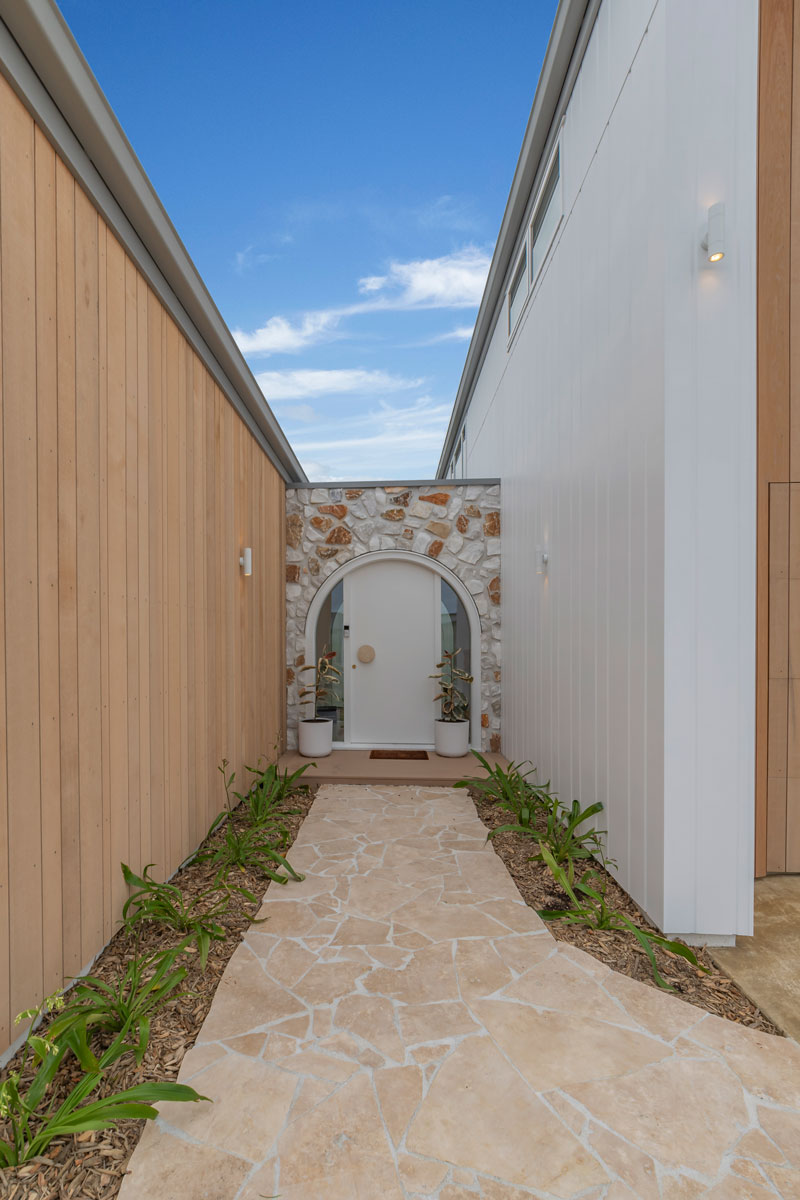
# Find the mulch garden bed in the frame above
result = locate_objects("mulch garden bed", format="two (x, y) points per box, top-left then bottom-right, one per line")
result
(472, 790), (782, 1035)
(0, 786), (316, 1200)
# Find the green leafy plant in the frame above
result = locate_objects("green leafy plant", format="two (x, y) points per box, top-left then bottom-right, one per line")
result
(495, 798), (613, 870)
(216, 759), (286, 841)
(47, 945), (189, 1065)
(248, 757), (312, 806)
(218, 757), (238, 814)
(243, 773), (287, 837)
(193, 823), (305, 888)
(430, 647), (474, 722)
(528, 797), (611, 867)
(0, 996), (207, 1166)
(459, 750), (614, 870)
(120, 864), (230, 968)
(240, 757), (312, 834)
(537, 849), (705, 991)
(298, 647), (342, 717)
(455, 750), (553, 830)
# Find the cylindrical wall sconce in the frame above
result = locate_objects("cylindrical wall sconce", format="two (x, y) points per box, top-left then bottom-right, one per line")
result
(702, 202), (725, 263)
(240, 547), (252, 576)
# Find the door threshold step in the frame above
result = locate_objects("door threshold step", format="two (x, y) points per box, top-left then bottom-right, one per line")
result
(279, 748), (508, 786)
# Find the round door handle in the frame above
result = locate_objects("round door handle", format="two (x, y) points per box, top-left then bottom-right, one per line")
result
(357, 645), (375, 664)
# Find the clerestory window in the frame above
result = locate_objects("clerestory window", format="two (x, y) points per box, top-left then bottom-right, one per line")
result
(530, 145), (561, 284)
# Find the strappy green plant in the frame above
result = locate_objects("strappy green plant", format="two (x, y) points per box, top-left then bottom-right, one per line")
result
(0, 996), (207, 1166)
(481, 787), (612, 870)
(218, 757), (238, 814)
(47, 945), (189, 1065)
(120, 864), (230, 968)
(456, 750), (555, 830)
(537, 849), (706, 991)
(193, 823), (305, 888)
(529, 797), (612, 867)
(236, 757), (311, 837)
(246, 756), (312, 808)
(216, 759), (287, 842)
(243, 776), (287, 838)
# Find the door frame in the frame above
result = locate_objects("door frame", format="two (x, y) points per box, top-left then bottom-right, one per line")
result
(303, 551), (483, 750)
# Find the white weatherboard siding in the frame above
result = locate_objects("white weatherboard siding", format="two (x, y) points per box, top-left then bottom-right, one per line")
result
(461, 0), (757, 939)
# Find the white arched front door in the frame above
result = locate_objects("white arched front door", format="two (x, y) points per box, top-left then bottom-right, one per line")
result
(306, 552), (479, 750)
(346, 557), (438, 746)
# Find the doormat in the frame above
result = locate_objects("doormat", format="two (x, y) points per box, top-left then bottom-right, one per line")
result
(369, 749), (429, 760)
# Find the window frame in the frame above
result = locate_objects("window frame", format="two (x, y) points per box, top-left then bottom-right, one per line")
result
(504, 129), (564, 352)
(529, 140), (562, 290)
(506, 246), (528, 340)
(450, 425), (466, 479)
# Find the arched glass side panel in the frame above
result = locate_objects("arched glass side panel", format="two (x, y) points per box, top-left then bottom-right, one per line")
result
(315, 579), (345, 740)
(440, 579), (471, 679)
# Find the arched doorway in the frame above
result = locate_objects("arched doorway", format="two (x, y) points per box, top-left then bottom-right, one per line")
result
(303, 551), (481, 749)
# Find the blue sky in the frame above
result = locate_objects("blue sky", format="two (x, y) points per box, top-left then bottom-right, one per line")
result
(59, 0), (558, 480)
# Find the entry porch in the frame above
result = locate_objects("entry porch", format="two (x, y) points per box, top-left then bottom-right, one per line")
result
(278, 748), (509, 787)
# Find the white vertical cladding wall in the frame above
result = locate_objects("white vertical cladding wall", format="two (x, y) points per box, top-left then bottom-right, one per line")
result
(464, 0), (668, 928)
(661, 0), (757, 940)
(461, 0), (757, 938)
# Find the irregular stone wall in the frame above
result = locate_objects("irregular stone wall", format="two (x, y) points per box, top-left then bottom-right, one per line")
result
(285, 482), (501, 751)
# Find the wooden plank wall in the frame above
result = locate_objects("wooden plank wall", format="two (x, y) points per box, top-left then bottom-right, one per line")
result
(758, 0), (800, 874)
(0, 75), (286, 1050)
(765, 484), (800, 872)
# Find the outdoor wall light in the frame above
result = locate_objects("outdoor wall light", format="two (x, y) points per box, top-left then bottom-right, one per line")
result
(535, 547), (549, 575)
(702, 202), (725, 263)
(240, 547), (252, 576)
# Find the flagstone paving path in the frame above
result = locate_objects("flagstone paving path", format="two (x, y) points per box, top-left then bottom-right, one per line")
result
(119, 785), (800, 1200)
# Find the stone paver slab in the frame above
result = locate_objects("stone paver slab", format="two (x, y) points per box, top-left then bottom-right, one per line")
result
(154, 1052), (297, 1160)
(119, 784), (800, 1200)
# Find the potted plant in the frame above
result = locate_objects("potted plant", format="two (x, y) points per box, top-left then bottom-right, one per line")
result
(298, 647), (342, 757)
(430, 648), (474, 757)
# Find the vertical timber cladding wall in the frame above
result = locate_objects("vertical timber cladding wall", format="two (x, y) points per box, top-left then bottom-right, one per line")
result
(757, 0), (800, 875)
(0, 74), (286, 1051)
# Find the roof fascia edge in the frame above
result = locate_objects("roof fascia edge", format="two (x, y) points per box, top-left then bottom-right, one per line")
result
(0, 0), (306, 484)
(437, 0), (596, 477)
(294, 477), (501, 489)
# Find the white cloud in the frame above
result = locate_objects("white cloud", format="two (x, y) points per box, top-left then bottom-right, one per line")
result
(276, 403), (318, 423)
(234, 245), (276, 274)
(300, 461), (342, 482)
(414, 195), (480, 233)
(358, 274), (387, 294)
(423, 325), (475, 345)
(289, 396), (451, 480)
(356, 246), (490, 310)
(233, 310), (340, 355)
(257, 368), (423, 401)
(235, 247), (491, 358)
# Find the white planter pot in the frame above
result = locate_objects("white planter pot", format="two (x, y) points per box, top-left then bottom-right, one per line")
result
(434, 719), (470, 758)
(298, 718), (333, 758)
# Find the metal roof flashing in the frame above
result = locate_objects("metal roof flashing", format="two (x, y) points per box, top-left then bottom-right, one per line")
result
(436, 0), (597, 477)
